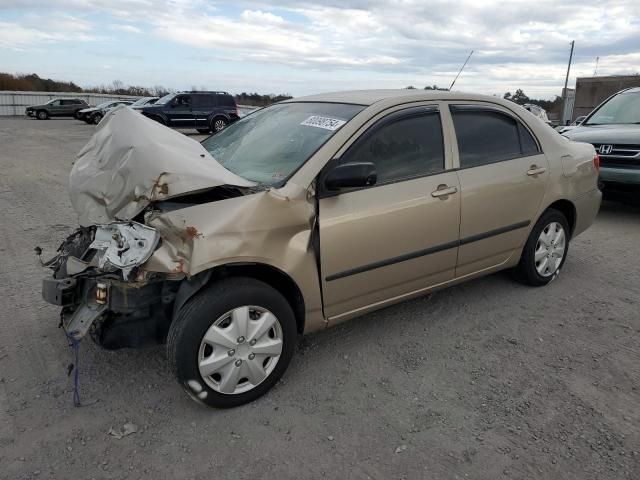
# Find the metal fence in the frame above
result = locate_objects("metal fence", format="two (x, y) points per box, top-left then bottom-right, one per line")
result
(0, 91), (140, 116)
(0, 91), (260, 116)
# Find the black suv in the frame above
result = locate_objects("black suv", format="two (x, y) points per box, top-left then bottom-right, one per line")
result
(139, 91), (239, 133)
(25, 98), (88, 120)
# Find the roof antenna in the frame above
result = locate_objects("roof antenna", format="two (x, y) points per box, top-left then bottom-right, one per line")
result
(449, 50), (474, 91)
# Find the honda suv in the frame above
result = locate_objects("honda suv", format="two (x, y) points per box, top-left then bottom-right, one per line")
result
(139, 91), (239, 133)
(564, 87), (640, 202)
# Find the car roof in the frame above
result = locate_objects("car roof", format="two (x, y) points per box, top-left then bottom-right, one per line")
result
(620, 87), (640, 94)
(283, 89), (511, 106)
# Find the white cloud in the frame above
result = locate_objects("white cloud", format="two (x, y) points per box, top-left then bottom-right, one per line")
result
(240, 9), (285, 26)
(0, 13), (97, 50)
(110, 24), (141, 33)
(0, 0), (639, 97)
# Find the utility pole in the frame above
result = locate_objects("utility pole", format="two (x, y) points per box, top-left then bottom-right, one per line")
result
(560, 40), (575, 125)
(593, 56), (599, 76)
(449, 50), (474, 91)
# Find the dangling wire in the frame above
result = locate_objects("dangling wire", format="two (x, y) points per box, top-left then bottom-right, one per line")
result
(64, 330), (82, 407)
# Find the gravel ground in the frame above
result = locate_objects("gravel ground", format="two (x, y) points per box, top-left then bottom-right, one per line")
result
(0, 117), (639, 480)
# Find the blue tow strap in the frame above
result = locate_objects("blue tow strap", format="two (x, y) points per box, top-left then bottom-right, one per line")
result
(65, 331), (82, 407)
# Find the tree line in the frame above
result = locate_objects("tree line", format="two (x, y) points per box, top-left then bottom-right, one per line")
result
(0, 72), (292, 106)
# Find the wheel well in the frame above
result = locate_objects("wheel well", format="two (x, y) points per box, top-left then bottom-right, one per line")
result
(210, 115), (228, 125)
(200, 263), (305, 334)
(144, 113), (165, 125)
(546, 199), (576, 236)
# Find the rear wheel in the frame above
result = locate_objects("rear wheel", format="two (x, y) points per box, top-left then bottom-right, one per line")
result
(167, 277), (297, 408)
(211, 117), (228, 132)
(513, 208), (570, 286)
(37, 110), (48, 120)
(74, 110), (83, 120)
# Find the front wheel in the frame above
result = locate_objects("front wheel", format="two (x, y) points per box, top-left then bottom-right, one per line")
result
(92, 113), (103, 124)
(167, 277), (297, 408)
(37, 110), (48, 120)
(513, 208), (570, 286)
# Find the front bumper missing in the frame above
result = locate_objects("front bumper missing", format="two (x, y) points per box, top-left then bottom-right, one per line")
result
(43, 276), (107, 340)
(64, 303), (107, 340)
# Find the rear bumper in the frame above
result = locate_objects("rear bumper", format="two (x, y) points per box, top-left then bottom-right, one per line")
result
(573, 188), (602, 238)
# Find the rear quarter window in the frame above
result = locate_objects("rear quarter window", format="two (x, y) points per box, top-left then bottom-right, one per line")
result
(218, 95), (236, 107)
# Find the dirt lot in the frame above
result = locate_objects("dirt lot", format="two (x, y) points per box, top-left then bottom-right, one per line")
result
(0, 116), (638, 480)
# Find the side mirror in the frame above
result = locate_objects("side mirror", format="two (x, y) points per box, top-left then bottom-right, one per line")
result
(324, 162), (377, 191)
(575, 116), (586, 125)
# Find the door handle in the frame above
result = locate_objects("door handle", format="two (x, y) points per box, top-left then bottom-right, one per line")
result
(527, 165), (546, 176)
(431, 185), (458, 198)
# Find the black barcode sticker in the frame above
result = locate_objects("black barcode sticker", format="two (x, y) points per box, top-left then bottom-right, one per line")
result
(300, 116), (346, 131)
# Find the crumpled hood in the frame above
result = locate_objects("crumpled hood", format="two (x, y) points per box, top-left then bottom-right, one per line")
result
(69, 105), (255, 226)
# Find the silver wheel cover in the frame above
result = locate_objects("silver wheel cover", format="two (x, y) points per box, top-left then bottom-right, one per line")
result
(214, 119), (225, 131)
(198, 306), (283, 395)
(534, 222), (566, 277)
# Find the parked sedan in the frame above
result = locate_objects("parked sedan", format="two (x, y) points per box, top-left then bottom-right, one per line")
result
(25, 98), (88, 119)
(77, 100), (134, 124)
(130, 96), (159, 109)
(41, 91), (601, 408)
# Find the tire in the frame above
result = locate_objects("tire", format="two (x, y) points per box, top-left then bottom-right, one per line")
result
(211, 117), (228, 132)
(167, 277), (297, 408)
(92, 113), (103, 124)
(148, 115), (166, 125)
(74, 110), (83, 120)
(513, 208), (570, 286)
(197, 128), (211, 134)
(37, 110), (48, 120)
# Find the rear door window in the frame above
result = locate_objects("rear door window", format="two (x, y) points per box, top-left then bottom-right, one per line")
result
(193, 95), (216, 108)
(450, 106), (540, 168)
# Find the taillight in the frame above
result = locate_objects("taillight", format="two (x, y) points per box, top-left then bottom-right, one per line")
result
(593, 153), (600, 170)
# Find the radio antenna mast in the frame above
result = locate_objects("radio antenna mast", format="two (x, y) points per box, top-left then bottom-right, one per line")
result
(449, 50), (474, 91)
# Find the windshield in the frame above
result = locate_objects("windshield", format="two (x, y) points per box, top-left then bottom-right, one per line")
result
(155, 93), (176, 105)
(585, 92), (640, 125)
(131, 97), (151, 106)
(201, 102), (364, 185)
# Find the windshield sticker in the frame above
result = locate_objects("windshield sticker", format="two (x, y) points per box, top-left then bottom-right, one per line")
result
(300, 116), (346, 131)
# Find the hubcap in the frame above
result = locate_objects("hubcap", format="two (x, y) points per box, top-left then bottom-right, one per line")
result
(214, 119), (225, 131)
(534, 222), (566, 277)
(198, 306), (283, 395)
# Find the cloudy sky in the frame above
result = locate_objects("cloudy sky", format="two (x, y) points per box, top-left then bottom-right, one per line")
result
(1, 0), (639, 99)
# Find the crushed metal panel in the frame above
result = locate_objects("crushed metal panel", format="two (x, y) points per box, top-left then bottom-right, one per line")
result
(89, 222), (160, 278)
(144, 186), (326, 332)
(69, 105), (255, 226)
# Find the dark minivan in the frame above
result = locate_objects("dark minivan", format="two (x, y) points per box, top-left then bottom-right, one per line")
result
(139, 91), (239, 133)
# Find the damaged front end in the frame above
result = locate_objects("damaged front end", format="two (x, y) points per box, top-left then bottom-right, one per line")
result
(41, 222), (179, 349)
(39, 106), (258, 349)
